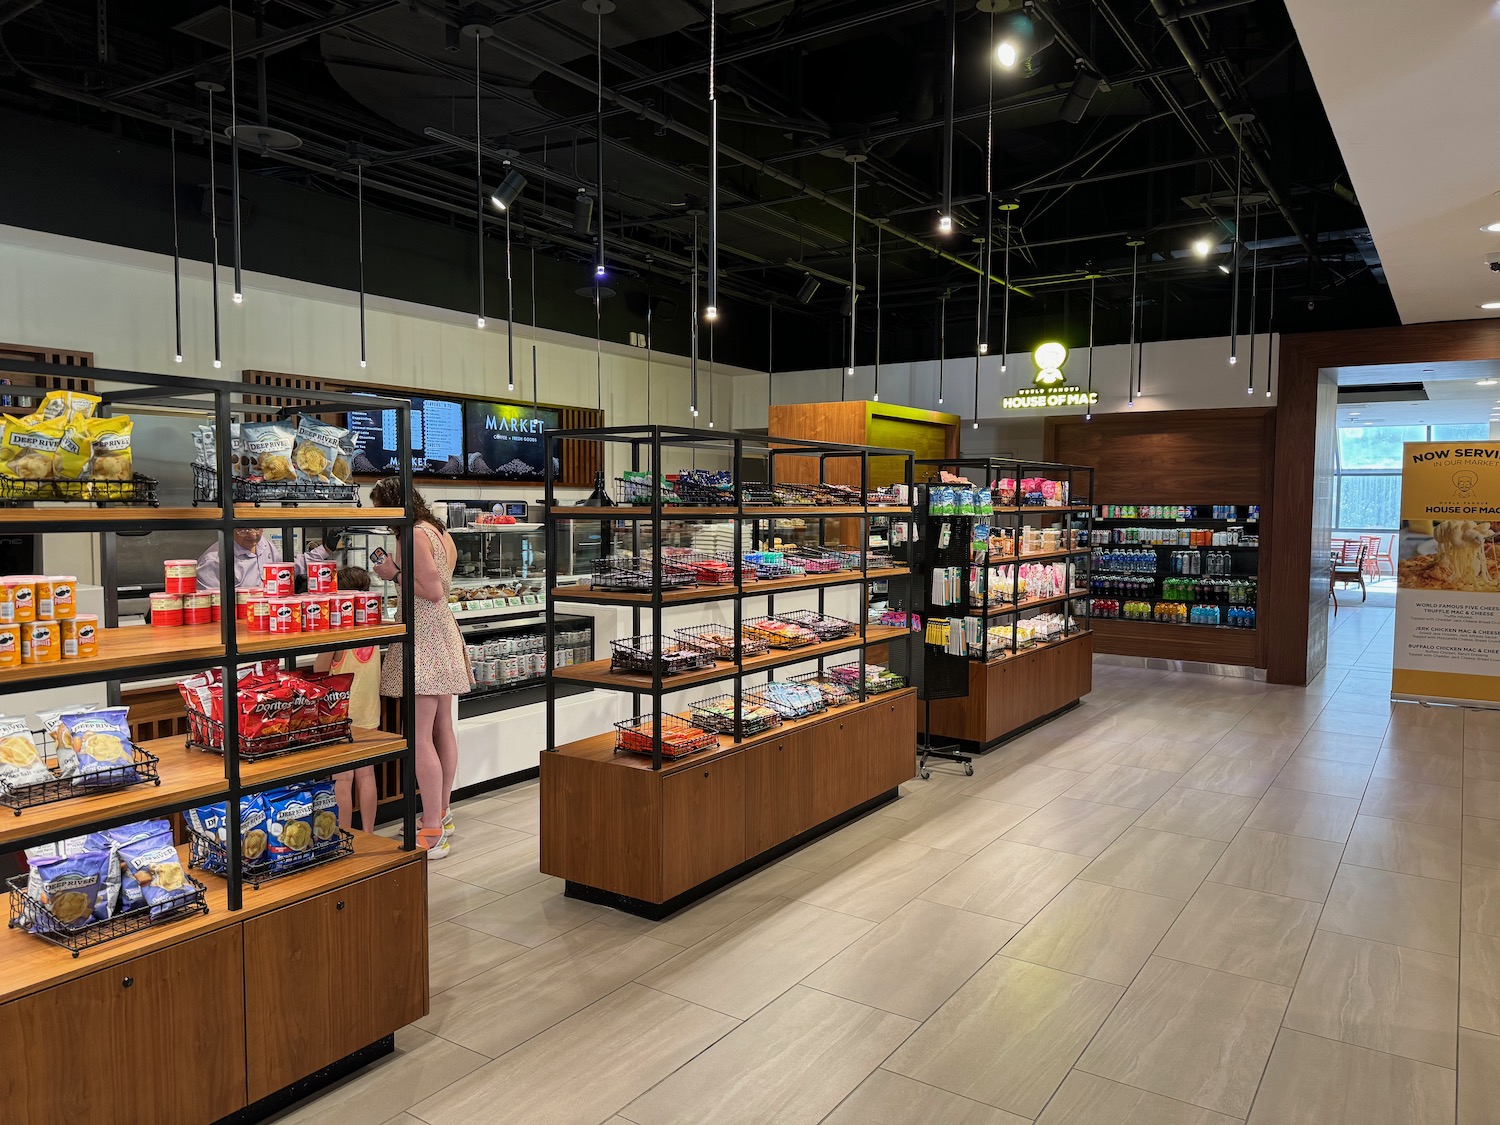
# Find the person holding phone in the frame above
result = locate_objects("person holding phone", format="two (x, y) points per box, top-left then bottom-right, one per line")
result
(368, 477), (472, 858)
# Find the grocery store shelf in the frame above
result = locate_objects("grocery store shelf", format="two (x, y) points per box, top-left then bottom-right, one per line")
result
(234, 505), (401, 524)
(0, 506), (218, 530)
(983, 591), (1088, 617)
(551, 624), (910, 693)
(982, 629), (1093, 664)
(987, 548), (1090, 564)
(991, 505), (1093, 515)
(549, 566), (909, 606)
(554, 504), (912, 519)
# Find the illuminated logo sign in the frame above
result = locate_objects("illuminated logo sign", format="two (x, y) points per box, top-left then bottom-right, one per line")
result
(1033, 342), (1068, 385)
(1001, 341), (1097, 410)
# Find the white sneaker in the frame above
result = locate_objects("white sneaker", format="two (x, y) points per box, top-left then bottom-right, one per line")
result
(419, 828), (449, 860)
(442, 808), (456, 837)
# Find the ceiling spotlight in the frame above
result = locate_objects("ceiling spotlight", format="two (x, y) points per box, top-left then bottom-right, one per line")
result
(938, 214), (953, 234)
(232, 292), (243, 304)
(994, 7), (1053, 71)
(477, 316), (486, 328)
(594, 264), (606, 279)
(572, 189), (594, 237)
(1481, 302), (1500, 310)
(979, 342), (988, 355)
(213, 359), (222, 369)
(174, 354), (183, 364)
(1193, 238), (1212, 257)
(844, 365), (855, 377)
(704, 306), (718, 321)
(996, 41), (1017, 67)
(490, 168), (527, 211)
(796, 274), (820, 304)
(1484, 223), (1500, 233)
(1059, 68), (1102, 125)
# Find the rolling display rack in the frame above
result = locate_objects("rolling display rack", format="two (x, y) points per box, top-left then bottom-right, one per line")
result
(539, 425), (921, 917)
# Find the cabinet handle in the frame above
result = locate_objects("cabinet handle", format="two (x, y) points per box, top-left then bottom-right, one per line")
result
(702, 770), (710, 778)
(336, 900), (346, 911)
(121, 976), (133, 989)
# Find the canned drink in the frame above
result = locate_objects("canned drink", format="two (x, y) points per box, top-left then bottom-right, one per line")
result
(0, 623), (18, 666)
(47, 576), (77, 619)
(183, 592), (214, 626)
(268, 597), (300, 634)
(151, 593), (184, 627)
(72, 614), (98, 658)
(163, 559), (198, 596)
(301, 595), (328, 632)
(7, 577), (36, 623)
(21, 619), (59, 663)
(308, 560), (338, 593)
(262, 562), (295, 598)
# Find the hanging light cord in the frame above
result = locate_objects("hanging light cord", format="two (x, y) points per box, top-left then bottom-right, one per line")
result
(531, 244), (540, 418)
(229, 0), (242, 303)
(766, 303), (774, 413)
(1229, 145), (1243, 366)
(938, 289), (947, 405)
(848, 160), (858, 380)
(1001, 207), (1011, 372)
(983, 9), (994, 355)
(707, 0), (717, 316)
(973, 248), (982, 430)
(357, 159), (366, 368)
(1247, 206), (1260, 394)
(874, 224), (882, 402)
(708, 323), (715, 427)
(596, 4), (605, 275)
(170, 126), (182, 363)
(475, 34), (485, 328)
(691, 211), (700, 417)
(1265, 264), (1276, 398)
(506, 206), (515, 390)
(1127, 241), (1139, 406)
(208, 86), (221, 369)
(1086, 274), (1096, 418)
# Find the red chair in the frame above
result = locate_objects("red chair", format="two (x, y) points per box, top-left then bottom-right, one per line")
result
(1359, 535), (1383, 578)
(1370, 534), (1395, 577)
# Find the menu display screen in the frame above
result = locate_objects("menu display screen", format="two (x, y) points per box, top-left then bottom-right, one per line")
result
(347, 395), (467, 477)
(462, 401), (561, 482)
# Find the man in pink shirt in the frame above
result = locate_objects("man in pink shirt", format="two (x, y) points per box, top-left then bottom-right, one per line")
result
(196, 526), (333, 592)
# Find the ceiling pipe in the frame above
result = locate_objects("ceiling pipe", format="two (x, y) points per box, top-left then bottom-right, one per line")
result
(1161, 0), (1259, 21)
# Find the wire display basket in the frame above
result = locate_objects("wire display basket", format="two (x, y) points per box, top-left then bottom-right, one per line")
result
(615, 476), (678, 506)
(8, 871), (209, 958)
(660, 550), (739, 586)
(827, 661), (907, 694)
(189, 827), (355, 890)
(741, 484), (775, 506)
(746, 680), (826, 719)
(614, 713), (719, 759)
(183, 708), (354, 761)
(866, 485), (906, 506)
(688, 694), (783, 735)
(789, 671), (857, 707)
(193, 463), (361, 506)
(1, 744), (161, 815)
(609, 635), (717, 676)
(0, 473), (160, 507)
(591, 555), (698, 591)
(866, 552), (895, 570)
(743, 615), (820, 648)
(670, 470), (736, 506)
(783, 547), (846, 574)
(769, 609), (856, 642)
(673, 624), (770, 659)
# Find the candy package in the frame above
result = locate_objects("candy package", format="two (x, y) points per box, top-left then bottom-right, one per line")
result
(0, 717), (52, 793)
(292, 415), (353, 483)
(27, 849), (112, 933)
(55, 707), (138, 787)
(119, 830), (195, 918)
(240, 420), (298, 483)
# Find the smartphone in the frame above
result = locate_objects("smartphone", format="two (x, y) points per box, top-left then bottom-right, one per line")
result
(369, 547), (389, 566)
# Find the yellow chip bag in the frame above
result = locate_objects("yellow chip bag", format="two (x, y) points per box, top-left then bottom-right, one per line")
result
(29, 389), (100, 425)
(0, 414), (66, 492)
(52, 422), (93, 481)
(86, 416), (134, 486)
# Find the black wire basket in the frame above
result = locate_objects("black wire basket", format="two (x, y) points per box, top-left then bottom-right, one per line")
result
(688, 694), (783, 735)
(193, 463), (361, 507)
(672, 624), (771, 659)
(669, 472), (736, 506)
(591, 555), (698, 591)
(1, 743), (161, 815)
(613, 713), (719, 759)
(743, 615), (820, 648)
(827, 661), (907, 694)
(8, 871), (209, 957)
(769, 609), (856, 641)
(660, 550), (739, 586)
(0, 473), (159, 507)
(789, 671), (857, 707)
(615, 476), (678, 506)
(746, 680), (827, 719)
(188, 827), (355, 889)
(183, 708), (354, 761)
(609, 635), (717, 676)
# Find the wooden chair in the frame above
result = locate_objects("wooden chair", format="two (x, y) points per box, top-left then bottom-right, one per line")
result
(1359, 535), (1384, 578)
(1330, 540), (1368, 611)
(1369, 534), (1395, 577)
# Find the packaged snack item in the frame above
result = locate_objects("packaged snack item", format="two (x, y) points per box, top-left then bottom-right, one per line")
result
(334, 429), (357, 485)
(244, 591), (269, 632)
(186, 796), (270, 873)
(353, 592), (381, 626)
(30, 389), (100, 425)
(163, 559), (198, 596)
(150, 592), (183, 627)
(308, 559), (337, 593)
(241, 419), (298, 482)
(6, 576), (35, 622)
(32, 576), (54, 618)
(262, 785), (317, 872)
(28, 849), (111, 932)
(0, 622), (19, 666)
(330, 593), (355, 629)
(263, 562), (294, 598)
(45, 576), (76, 619)
(84, 818), (170, 917)
(51, 421), (92, 481)
(301, 594), (328, 632)
(0, 414), (66, 489)
(267, 596), (300, 634)
(21, 619), (59, 663)
(241, 679), (297, 742)
(0, 718), (51, 793)
(56, 707), (138, 786)
(291, 415), (351, 483)
(229, 423), (245, 477)
(85, 415), (133, 485)
(305, 672), (354, 727)
(119, 830), (195, 917)
(0, 578), (11, 623)
(311, 781), (341, 855)
(183, 592), (214, 625)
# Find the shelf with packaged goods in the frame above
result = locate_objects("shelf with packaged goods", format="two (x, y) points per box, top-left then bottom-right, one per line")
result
(553, 505), (913, 520)
(992, 505), (1094, 516)
(0, 727), (407, 852)
(0, 505), (399, 531)
(980, 629), (1093, 665)
(0, 833), (418, 1006)
(0, 622), (407, 691)
(989, 547), (1092, 565)
(982, 591), (1089, 617)
(552, 624), (909, 694)
(549, 566), (909, 606)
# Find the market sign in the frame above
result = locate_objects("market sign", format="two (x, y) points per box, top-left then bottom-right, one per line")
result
(1000, 341), (1098, 409)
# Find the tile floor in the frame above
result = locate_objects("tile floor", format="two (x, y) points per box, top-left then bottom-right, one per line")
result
(271, 603), (1494, 1124)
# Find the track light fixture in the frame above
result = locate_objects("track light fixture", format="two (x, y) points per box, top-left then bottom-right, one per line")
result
(573, 189), (593, 237)
(227, 0), (243, 305)
(1192, 238), (1212, 257)
(490, 167), (526, 211)
(194, 71), (225, 371)
(994, 4), (1054, 72)
(169, 124), (183, 364)
(938, 214), (953, 234)
(1060, 66), (1102, 124)
(796, 274), (820, 304)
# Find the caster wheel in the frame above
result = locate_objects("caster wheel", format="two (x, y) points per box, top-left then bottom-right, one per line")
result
(920, 769), (931, 780)
(965, 763), (974, 776)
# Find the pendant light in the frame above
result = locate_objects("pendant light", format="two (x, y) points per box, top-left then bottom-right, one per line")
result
(169, 125), (183, 364)
(1228, 147), (1243, 368)
(646, 258), (655, 423)
(1246, 206), (1260, 395)
(999, 201), (1018, 373)
(594, 279), (602, 410)
(1264, 263), (1276, 398)
(352, 146), (369, 368)
(937, 288), (948, 405)
(228, 0), (243, 305)
(196, 73), (225, 369)
(874, 223), (883, 402)
(846, 156), (859, 379)
(766, 303), (774, 414)
(530, 244), (540, 419)
(973, 240), (983, 430)
(1085, 273), (1098, 420)
(707, 322), (716, 428)
(938, 0), (955, 234)
(1125, 237), (1143, 406)
(705, 0), (719, 321)
(585, 0), (612, 280)
(505, 179), (515, 391)
(690, 210), (700, 418)
(472, 26), (487, 329)
(981, 8), (996, 361)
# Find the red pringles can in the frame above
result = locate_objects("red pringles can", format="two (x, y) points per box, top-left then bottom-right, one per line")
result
(262, 562), (295, 598)
(267, 597), (301, 634)
(330, 594), (356, 630)
(244, 591), (269, 633)
(353, 593), (381, 627)
(300, 594), (329, 632)
(308, 559), (338, 594)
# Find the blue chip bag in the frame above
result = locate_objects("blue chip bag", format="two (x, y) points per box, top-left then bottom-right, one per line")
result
(188, 796), (271, 873)
(55, 707), (138, 787)
(310, 781), (341, 857)
(28, 849), (111, 933)
(118, 830), (195, 918)
(263, 785), (317, 873)
(86, 819), (172, 915)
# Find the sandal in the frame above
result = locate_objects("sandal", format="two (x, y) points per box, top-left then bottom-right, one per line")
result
(417, 827), (449, 860)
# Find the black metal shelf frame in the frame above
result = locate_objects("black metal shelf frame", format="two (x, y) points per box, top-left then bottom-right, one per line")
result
(544, 424), (917, 770)
(0, 359), (419, 916)
(916, 457), (1095, 662)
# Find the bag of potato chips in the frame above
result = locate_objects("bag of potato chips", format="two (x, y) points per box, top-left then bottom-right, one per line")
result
(292, 415), (350, 484)
(29, 389), (100, 425)
(29, 849), (111, 933)
(51, 420), (93, 482)
(85, 416), (133, 486)
(0, 414), (66, 492)
(119, 829), (195, 918)
(263, 784), (317, 873)
(0, 717), (53, 794)
(56, 707), (138, 787)
(311, 781), (341, 856)
(186, 795), (271, 875)
(241, 420), (298, 483)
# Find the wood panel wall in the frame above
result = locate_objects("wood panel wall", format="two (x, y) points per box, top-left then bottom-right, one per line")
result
(768, 401), (960, 489)
(0, 343), (95, 406)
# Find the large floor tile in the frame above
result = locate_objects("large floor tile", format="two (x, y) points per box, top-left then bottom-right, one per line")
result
(621, 986), (916, 1125)
(638, 898), (872, 1018)
(1461, 928), (1500, 1035)
(1467, 708), (1500, 751)
(412, 984), (736, 1125)
(822, 1070), (1029, 1125)
(1233, 710), (1319, 738)
(1466, 778), (1500, 819)
(1272, 755), (1373, 799)
(1375, 747), (1464, 789)
(1077, 957), (1290, 1118)
(1134, 786), (1258, 842)
(1312, 707), (1392, 739)
(1464, 863), (1500, 936)
(1459, 1027), (1500, 1125)
(890, 796), (1035, 855)
(790, 837), (966, 921)
(417, 921), (682, 1058)
(1154, 880), (1322, 987)
(449, 878), (603, 948)
(1069, 711), (1168, 744)
(427, 920), (528, 996)
(999, 797), (1140, 857)
(427, 872), (504, 925)
(1076, 826), (1225, 900)
(1036, 1071), (1243, 1125)
(1295, 729), (1384, 765)
(1245, 786), (1360, 842)
(1207, 828), (1344, 902)
(1362, 777), (1464, 828)
(779, 812), (907, 871)
(965, 762), (1091, 808)
(1464, 815), (1500, 869)
(1467, 746), (1500, 781)
(1001, 879), (1182, 985)
(1107, 736), (1208, 773)
(1342, 815), (1460, 882)
(1247, 1028), (1455, 1125)
(1063, 763), (1181, 810)
(599, 862), (813, 948)
(437, 835), (551, 897)
(804, 899), (1018, 1020)
(919, 838), (1091, 923)
(886, 955), (1122, 1118)
(272, 1027), (490, 1125)
(1284, 930), (1458, 1066)
(1177, 753), (1283, 799)
(463, 798), (542, 835)
(1320, 864), (1460, 956)
(1206, 730), (1301, 762)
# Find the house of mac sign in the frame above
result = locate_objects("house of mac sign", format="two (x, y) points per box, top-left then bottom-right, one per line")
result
(1001, 342), (1099, 410)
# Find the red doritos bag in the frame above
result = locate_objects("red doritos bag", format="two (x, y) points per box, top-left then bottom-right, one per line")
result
(304, 672), (354, 726)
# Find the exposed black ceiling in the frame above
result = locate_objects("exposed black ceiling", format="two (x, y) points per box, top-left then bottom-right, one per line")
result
(0, 0), (1397, 370)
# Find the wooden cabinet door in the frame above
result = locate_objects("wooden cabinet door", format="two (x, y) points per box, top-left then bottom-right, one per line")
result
(743, 737), (812, 856)
(871, 692), (918, 793)
(662, 755), (746, 898)
(808, 712), (868, 824)
(0, 926), (247, 1125)
(244, 862), (429, 1102)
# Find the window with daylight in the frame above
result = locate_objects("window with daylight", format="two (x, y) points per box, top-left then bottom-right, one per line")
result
(1333, 422), (1493, 534)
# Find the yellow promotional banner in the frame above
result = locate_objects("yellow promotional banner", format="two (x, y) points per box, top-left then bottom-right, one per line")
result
(1392, 441), (1500, 706)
